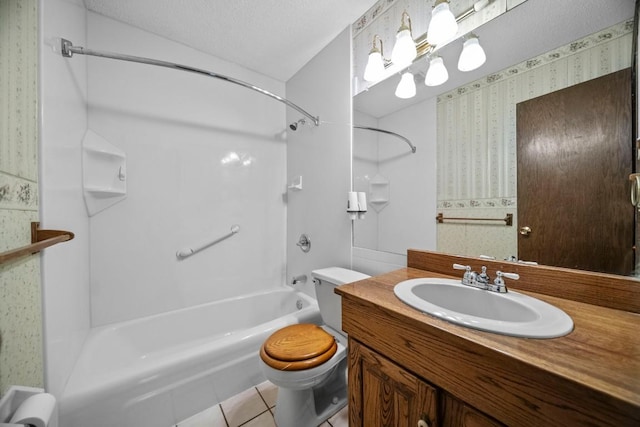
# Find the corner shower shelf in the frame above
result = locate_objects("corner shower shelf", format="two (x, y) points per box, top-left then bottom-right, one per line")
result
(369, 174), (390, 212)
(82, 129), (127, 216)
(85, 187), (127, 197)
(0, 222), (74, 265)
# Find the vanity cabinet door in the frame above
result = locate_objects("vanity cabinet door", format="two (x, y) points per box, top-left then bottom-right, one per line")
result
(441, 393), (505, 427)
(349, 339), (439, 427)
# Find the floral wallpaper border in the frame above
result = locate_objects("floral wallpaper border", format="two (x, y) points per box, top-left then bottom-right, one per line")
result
(0, 173), (38, 211)
(352, 0), (398, 37)
(437, 19), (633, 103)
(437, 197), (516, 210)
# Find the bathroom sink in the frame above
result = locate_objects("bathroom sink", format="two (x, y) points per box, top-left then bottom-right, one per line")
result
(394, 278), (573, 338)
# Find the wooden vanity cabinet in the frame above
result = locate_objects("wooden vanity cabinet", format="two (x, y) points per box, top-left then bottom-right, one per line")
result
(440, 393), (504, 427)
(349, 339), (503, 427)
(339, 252), (640, 426)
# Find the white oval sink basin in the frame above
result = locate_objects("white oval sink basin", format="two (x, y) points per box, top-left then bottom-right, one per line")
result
(394, 278), (573, 338)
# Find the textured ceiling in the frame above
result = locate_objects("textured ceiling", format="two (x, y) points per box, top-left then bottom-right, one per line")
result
(83, 0), (378, 82)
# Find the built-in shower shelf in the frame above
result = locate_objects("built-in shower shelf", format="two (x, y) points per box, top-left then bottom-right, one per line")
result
(84, 145), (126, 158)
(82, 129), (127, 216)
(85, 187), (127, 197)
(369, 173), (389, 212)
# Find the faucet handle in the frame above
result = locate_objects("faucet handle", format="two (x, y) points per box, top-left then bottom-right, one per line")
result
(453, 264), (472, 285)
(498, 271), (520, 281)
(491, 271), (519, 293)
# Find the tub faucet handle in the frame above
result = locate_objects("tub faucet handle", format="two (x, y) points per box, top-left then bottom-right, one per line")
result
(291, 274), (307, 285)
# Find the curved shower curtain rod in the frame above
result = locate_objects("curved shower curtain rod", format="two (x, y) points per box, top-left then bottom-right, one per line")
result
(59, 39), (320, 126)
(353, 125), (417, 153)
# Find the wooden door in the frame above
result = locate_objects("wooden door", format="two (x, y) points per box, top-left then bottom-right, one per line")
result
(349, 339), (439, 427)
(516, 68), (634, 275)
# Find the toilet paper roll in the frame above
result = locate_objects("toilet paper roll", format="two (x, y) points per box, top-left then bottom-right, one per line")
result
(10, 393), (56, 427)
(347, 191), (359, 212)
(357, 192), (367, 212)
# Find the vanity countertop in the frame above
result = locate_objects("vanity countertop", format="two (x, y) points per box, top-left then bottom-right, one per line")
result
(336, 265), (640, 426)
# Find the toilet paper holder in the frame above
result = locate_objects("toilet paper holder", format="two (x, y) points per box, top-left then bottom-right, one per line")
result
(0, 386), (56, 427)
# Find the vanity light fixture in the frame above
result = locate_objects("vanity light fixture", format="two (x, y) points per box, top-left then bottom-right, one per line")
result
(457, 34), (486, 71)
(425, 56), (448, 86)
(395, 71), (417, 98)
(362, 0), (494, 92)
(426, 0), (458, 47)
(363, 35), (388, 82)
(391, 11), (418, 68)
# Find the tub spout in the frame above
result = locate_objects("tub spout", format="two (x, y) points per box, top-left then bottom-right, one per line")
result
(291, 274), (307, 285)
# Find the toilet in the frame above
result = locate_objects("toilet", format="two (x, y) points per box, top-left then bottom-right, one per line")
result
(259, 267), (370, 427)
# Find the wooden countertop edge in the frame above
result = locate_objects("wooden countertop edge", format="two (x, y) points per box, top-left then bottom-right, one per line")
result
(336, 268), (640, 410)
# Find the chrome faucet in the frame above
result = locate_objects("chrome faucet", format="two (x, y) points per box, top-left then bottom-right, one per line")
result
(452, 264), (519, 293)
(453, 264), (487, 290)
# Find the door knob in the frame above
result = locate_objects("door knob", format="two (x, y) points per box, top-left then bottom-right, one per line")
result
(418, 419), (430, 427)
(519, 226), (532, 236)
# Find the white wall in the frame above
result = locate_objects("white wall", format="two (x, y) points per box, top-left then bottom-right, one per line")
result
(40, 0), (91, 398)
(286, 28), (353, 295)
(352, 97), (438, 275)
(378, 99), (437, 253)
(352, 110), (379, 251)
(86, 13), (288, 326)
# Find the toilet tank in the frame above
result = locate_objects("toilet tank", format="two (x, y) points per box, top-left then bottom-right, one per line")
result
(311, 267), (370, 333)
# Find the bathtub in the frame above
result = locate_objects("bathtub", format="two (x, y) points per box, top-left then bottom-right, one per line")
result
(59, 287), (321, 427)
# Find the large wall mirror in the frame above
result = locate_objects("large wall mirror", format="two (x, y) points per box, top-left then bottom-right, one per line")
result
(353, 0), (638, 277)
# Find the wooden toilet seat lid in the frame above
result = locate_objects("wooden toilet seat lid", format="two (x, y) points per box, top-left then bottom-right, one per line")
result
(260, 324), (337, 371)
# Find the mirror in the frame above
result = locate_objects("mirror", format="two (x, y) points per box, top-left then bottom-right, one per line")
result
(353, 0), (637, 276)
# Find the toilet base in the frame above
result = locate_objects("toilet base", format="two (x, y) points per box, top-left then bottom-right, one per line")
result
(273, 359), (347, 427)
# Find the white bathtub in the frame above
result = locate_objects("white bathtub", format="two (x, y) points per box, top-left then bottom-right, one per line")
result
(59, 288), (321, 427)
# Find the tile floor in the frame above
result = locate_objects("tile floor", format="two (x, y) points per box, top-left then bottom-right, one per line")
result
(175, 381), (348, 427)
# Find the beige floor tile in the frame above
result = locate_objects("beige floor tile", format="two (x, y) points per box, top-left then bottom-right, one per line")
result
(328, 405), (348, 427)
(221, 387), (269, 427)
(240, 410), (277, 427)
(177, 404), (227, 427)
(256, 381), (278, 408)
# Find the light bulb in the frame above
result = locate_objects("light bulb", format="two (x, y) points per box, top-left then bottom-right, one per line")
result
(425, 56), (448, 87)
(391, 29), (417, 68)
(426, 1), (458, 46)
(364, 50), (385, 82)
(458, 36), (486, 72)
(395, 72), (416, 99)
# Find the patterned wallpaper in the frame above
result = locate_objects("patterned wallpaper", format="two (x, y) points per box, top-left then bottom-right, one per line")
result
(435, 20), (633, 259)
(0, 0), (43, 395)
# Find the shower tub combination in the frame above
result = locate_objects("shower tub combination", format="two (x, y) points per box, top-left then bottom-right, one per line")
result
(59, 288), (320, 427)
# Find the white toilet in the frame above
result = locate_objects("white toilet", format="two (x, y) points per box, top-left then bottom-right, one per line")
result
(259, 267), (370, 427)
